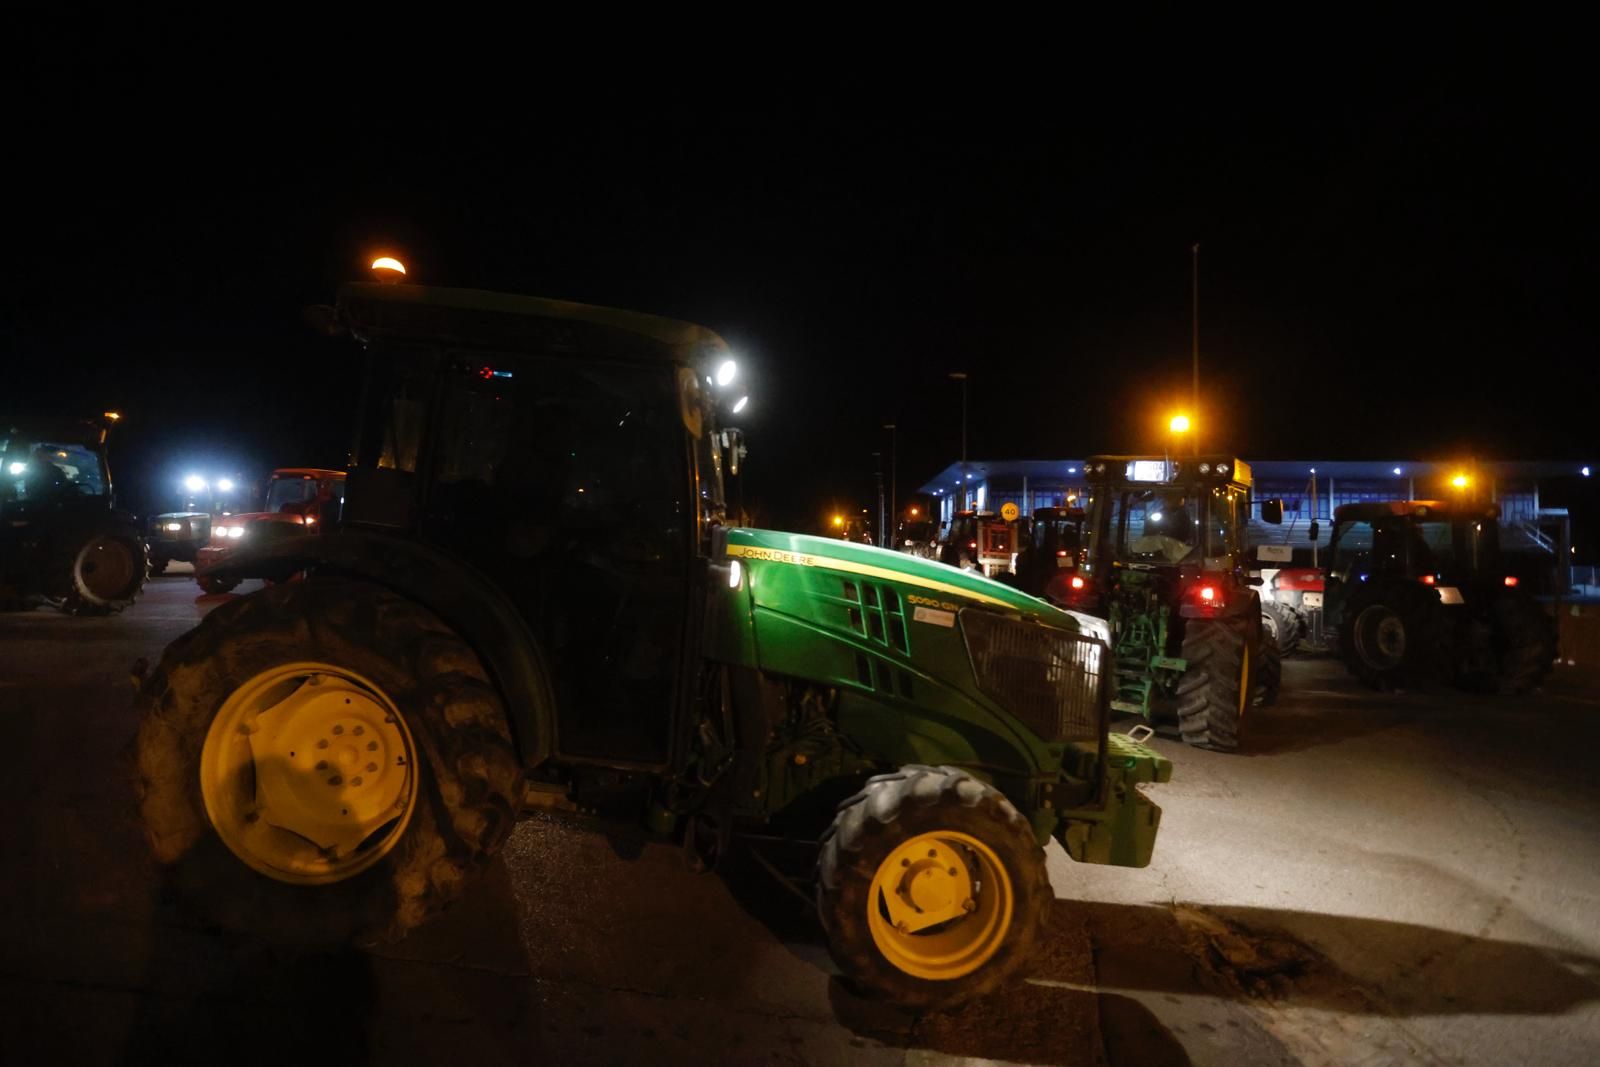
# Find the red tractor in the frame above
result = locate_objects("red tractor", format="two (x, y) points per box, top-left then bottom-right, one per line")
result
(195, 468), (345, 594)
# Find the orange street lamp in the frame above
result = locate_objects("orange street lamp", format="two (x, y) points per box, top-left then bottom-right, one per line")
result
(1451, 473), (1469, 489)
(1169, 414), (1191, 434)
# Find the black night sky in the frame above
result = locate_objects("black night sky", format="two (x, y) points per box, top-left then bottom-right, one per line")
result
(7, 32), (1594, 533)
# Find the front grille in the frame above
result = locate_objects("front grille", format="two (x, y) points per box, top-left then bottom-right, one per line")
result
(961, 609), (1108, 742)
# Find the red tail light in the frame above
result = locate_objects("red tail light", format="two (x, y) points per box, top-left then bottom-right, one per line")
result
(1070, 575), (1085, 590)
(1504, 576), (1519, 587)
(968, 541), (977, 549)
(1055, 549), (1068, 557)
(1199, 585), (1216, 602)
(1419, 574), (1436, 585)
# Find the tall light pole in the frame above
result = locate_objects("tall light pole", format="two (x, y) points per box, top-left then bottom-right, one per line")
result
(882, 423), (898, 547)
(949, 372), (968, 509)
(1191, 242), (1200, 455)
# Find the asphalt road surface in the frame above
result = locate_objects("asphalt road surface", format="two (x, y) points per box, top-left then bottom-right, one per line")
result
(3, 573), (1598, 1065)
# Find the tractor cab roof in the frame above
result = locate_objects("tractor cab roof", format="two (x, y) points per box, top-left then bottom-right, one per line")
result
(1334, 499), (1501, 523)
(333, 283), (732, 367)
(1032, 506), (1086, 521)
(271, 467), (346, 480)
(0, 417), (108, 448)
(1084, 454), (1253, 489)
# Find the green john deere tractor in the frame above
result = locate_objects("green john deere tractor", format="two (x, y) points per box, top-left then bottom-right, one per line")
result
(1074, 456), (1282, 752)
(133, 276), (1169, 1010)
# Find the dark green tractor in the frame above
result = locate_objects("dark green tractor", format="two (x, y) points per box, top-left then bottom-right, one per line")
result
(133, 276), (1170, 1010)
(1075, 456), (1282, 752)
(0, 415), (147, 614)
(1323, 500), (1557, 692)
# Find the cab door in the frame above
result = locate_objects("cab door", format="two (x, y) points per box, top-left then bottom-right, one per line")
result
(417, 351), (692, 768)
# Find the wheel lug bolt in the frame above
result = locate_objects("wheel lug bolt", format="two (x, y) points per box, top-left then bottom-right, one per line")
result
(317, 739), (329, 749)
(316, 760), (328, 770)
(332, 725), (344, 735)
(366, 741), (378, 751)
(948, 867), (957, 876)
(962, 899), (977, 913)
(328, 775), (342, 786)
(351, 776), (363, 786)
(901, 859), (911, 868)
(353, 726), (364, 736)
(927, 849), (937, 858)
(366, 762), (377, 773)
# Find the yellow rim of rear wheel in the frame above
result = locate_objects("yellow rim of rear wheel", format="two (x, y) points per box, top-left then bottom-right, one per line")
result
(199, 661), (419, 885)
(1239, 640), (1251, 718)
(866, 830), (1015, 981)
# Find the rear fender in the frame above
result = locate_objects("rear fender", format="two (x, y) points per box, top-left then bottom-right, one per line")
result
(204, 528), (556, 768)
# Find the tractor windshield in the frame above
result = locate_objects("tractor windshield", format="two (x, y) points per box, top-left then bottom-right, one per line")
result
(1111, 488), (1202, 564)
(0, 437), (107, 501)
(265, 476), (318, 512)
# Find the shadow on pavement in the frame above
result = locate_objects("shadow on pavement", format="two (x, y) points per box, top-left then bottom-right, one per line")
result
(1082, 899), (1600, 1017)
(120, 942), (376, 1067)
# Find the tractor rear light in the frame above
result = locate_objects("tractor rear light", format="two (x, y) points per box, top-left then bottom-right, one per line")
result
(1055, 549), (1068, 557)
(1420, 574), (1436, 585)
(968, 541), (977, 549)
(1199, 586), (1216, 602)
(1070, 575), (1085, 590)
(1504, 576), (1518, 587)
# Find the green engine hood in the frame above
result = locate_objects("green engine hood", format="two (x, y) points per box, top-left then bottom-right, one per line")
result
(727, 528), (1085, 630)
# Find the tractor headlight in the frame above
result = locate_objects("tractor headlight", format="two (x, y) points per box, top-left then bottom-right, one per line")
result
(165, 522), (183, 532)
(228, 526), (246, 539)
(1215, 463), (1230, 477)
(1199, 462), (1211, 473)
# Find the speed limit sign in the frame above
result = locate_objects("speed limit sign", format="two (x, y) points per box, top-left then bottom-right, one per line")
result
(1000, 502), (1020, 522)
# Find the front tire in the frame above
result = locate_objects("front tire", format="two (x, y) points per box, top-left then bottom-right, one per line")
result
(1175, 617), (1252, 751)
(817, 765), (1049, 1012)
(58, 529), (146, 615)
(196, 573), (241, 595)
(134, 579), (524, 945)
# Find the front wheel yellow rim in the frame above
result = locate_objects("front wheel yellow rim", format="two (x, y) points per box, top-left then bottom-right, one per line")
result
(199, 661), (419, 885)
(866, 831), (1015, 980)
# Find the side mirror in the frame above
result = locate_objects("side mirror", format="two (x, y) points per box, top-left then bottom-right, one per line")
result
(721, 429), (745, 477)
(1260, 498), (1283, 525)
(1308, 520), (1320, 542)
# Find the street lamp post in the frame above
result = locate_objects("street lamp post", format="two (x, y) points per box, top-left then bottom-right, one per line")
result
(1191, 242), (1200, 456)
(949, 373), (968, 510)
(882, 423), (897, 548)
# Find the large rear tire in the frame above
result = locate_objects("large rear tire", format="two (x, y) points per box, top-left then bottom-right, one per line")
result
(1261, 601), (1301, 655)
(1175, 617), (1252, 751)
(1254, 636), (1282, 708)
(58, 527), (147, 615)
(134, 579), (524, 946)
(817, 765), (1050, 1012)
(1493, 591), (1557, 694)
(1339, 580), (1447, 689)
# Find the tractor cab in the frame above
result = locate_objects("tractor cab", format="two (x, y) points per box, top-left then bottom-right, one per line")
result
(939, 509), (1015, 575)
(1012, 506), (1087, 603)
(326, 283), (735, 768)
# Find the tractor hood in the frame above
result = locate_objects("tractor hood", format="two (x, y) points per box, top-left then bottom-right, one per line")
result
(727, 528), (1108, 641)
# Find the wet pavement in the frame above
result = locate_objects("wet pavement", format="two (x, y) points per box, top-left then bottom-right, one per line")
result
(2, 573), (1598, 1064)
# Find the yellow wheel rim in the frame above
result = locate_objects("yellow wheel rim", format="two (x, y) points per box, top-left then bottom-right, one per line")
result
(1239, 641), (1251, 718)
(866, 831), (1015, 981)
(199, 661), (419, 885)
